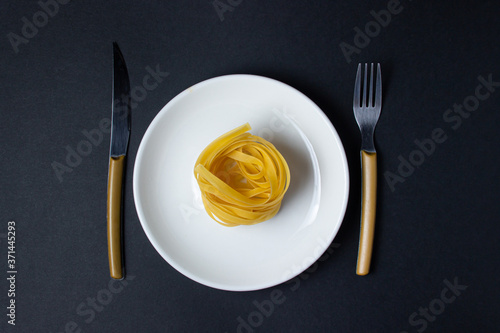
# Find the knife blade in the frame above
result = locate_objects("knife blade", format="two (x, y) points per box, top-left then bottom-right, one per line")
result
(107, 42), (131, 280)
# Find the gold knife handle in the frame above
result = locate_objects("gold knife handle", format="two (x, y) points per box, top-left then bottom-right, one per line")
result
(107, 156), (125, 280)
(356, 151), (377, 276)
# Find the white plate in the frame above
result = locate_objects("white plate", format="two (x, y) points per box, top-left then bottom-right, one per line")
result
(133, 74), (349, 291)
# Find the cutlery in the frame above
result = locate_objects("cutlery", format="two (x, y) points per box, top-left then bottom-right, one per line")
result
(353, 63), (382, 276)
(107, 42), (131, 280)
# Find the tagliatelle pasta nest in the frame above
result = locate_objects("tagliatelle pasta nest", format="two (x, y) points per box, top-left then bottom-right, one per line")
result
(194, 123), (291, 227)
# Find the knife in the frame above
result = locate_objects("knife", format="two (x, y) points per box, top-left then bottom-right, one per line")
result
(107, 42), (131, 280)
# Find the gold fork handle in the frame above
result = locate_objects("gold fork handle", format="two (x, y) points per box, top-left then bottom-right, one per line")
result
(356, 151), (377, 276)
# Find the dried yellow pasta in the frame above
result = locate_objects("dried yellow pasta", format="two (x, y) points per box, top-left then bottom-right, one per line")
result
(194, 123), (290, 227)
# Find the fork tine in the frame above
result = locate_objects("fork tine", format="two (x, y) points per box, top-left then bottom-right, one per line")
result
(375, 63), (382, 109)
(353, 64), (361, 108)
(368, 63), (374, 108)
(362, 63), (368, 107)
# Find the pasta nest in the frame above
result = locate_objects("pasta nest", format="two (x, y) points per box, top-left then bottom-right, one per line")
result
(194, 123), (291, 226)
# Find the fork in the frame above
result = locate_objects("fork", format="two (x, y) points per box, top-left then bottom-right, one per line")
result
(353, 63), (382, 276)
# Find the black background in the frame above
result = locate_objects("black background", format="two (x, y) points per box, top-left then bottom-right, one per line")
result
(1, 1), (499, 332)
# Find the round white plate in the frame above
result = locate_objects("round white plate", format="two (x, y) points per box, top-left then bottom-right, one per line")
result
(133, 74), (349, 291)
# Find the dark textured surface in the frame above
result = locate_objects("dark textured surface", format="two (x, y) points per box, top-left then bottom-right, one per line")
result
(1, 1), (499, 332)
